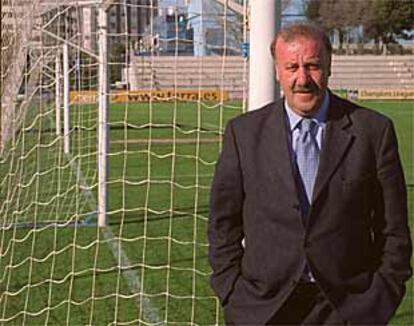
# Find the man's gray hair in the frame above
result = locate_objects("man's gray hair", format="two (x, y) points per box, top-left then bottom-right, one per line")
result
(270, 23), (332, 60)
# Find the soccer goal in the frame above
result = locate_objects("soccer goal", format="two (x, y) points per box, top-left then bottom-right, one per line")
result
(0, 0), (266, 324)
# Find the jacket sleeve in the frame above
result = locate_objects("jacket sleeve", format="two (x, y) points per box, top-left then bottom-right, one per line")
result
(339, 120), (412, 324)
(208, 120), (245, 306)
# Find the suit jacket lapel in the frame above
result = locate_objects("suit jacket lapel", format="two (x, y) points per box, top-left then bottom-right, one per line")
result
(312, 94), (354, 203)
(262, 96), (354, 207)
(263, 101), (298, 199)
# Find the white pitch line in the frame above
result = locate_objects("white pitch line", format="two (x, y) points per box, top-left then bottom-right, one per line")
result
(100, 226), (162, 324)
(65, 153), (162, 324)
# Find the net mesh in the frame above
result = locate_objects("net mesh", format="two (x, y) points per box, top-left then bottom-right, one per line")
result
(1, 1), (413, 325)
(0, 0), (247, 324)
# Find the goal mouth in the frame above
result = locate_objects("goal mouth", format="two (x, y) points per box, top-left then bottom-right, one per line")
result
(0, 1), (247, 324)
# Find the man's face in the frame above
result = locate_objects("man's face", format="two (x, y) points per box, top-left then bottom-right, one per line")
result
(274, 36), (331, 117)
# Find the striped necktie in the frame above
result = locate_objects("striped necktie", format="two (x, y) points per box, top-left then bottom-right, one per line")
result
(296, 118), (319, 206)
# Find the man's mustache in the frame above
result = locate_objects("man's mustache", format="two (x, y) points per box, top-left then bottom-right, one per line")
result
(292, 84), (319, 93)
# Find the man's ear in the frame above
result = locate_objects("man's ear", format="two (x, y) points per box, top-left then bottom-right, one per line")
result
(275, 65), (280, 82)
(327, 59), (332, 77)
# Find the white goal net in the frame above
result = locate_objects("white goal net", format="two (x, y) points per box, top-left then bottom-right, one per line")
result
(0, 0), (248, 324)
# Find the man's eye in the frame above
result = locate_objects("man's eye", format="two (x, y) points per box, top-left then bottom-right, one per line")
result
(286, 65), (298, 71)
(307, 64), (320, 70)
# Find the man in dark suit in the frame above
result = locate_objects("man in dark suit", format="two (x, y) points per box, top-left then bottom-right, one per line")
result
(208, 23), (412, 325)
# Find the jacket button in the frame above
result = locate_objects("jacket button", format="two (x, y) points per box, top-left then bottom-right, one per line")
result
(304, 241), (312, 248)
(292, 204), (300, 211)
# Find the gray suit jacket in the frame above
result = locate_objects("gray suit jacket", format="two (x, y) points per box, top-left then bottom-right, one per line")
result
(208, 92), (412, 325)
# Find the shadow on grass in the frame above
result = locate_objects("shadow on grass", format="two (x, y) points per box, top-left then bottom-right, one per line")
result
(107, 205), (209, 227)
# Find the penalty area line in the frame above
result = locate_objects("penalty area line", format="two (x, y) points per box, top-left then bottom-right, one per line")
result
(100, 226), (162, 324)
(65, 152), (162, 324)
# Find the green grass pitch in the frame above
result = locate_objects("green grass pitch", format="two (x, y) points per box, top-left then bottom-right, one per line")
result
(0, 99), (412, 324)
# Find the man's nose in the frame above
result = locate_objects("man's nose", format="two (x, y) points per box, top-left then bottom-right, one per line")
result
(296, 66), (309, 85)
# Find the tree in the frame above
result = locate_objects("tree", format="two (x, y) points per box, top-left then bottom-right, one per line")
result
(305, 0), (350, 51)
(305, 0), (371, 51)
(305, 0), (414, 54)
(363, 0), (414, 53)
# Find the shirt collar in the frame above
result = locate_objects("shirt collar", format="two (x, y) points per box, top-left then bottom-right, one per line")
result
(284, 91), (329, 131)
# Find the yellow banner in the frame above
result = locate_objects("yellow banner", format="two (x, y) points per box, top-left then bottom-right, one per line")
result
(70, 89), (229, 104)
(70, 91), (98, 104)
(358, 89), (414, 100)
